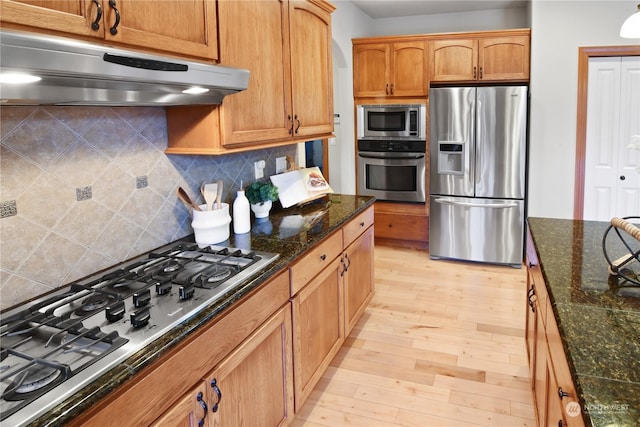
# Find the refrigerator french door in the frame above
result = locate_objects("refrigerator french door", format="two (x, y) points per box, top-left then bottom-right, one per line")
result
(429, 86), (528, 266)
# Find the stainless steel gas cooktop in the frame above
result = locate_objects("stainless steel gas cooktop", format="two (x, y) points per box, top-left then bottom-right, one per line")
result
(0, 242), (278, 425)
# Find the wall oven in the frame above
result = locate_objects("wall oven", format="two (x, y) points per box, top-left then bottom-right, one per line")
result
(357, 140), (426, 203)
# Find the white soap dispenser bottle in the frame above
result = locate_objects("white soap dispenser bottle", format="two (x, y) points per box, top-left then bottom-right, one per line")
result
(233, 183), (250, 234)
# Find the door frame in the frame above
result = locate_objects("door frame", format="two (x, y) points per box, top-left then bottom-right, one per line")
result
(573, 45), (640, 219)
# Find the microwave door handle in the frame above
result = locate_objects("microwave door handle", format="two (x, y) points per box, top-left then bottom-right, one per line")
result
(434, 198), (518, 209)
(358, 153), (425, 160)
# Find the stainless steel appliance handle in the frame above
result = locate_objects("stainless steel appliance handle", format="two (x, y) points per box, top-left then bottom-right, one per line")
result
(434, 198), (518, 209)
(358, 152), (425, 160)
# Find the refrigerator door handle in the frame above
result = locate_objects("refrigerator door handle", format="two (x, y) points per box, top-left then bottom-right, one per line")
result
(434, 198), (519, 209)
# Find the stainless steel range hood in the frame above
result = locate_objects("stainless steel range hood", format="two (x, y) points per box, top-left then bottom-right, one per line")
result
(0, 30), (250, 106)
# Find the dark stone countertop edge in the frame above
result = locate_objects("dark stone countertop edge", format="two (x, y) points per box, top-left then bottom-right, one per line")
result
(527, 217), (640, 427)
(33, 194), (375, 427)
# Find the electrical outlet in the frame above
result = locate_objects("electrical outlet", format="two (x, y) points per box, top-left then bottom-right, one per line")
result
(276, 157), (287, 174)
(254, 160), (266, 179)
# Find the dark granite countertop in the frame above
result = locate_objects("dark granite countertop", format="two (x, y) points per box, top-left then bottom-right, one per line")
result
(527, 217), (640, 427)
(35, 194), (374, 427)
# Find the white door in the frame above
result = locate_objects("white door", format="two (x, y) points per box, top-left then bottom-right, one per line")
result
(583, 56), (640, 221)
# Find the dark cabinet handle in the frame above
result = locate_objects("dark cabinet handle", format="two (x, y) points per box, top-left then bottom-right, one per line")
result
(320, 254), (326, 261)
(288, 115), (293, 135)
(294, 115), (301, 134)
(479, 67), (483, 79)
(360, 221), (365, 227)
(211, 378), (222, 412)
(473, 66), (477, 79)
(344, 253), (351, 271)
(196, 392), (208, 427)
(385, 83), (389, 95)
(558, 420), (564, 427)
(390, 84), (394, 94)
(109, 0), (120, 35)
(91, 0), (102, 31)
(340, 257), (346, 277)
(527, 285), (536, 312)
(620, 175), (626, 181)
(558, 387), (572, 400)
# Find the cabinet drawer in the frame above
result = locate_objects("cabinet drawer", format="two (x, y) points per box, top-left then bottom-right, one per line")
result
(374, 211), (428, 241)
(290, 231), (342, 295)
(343, 206), (374, 247)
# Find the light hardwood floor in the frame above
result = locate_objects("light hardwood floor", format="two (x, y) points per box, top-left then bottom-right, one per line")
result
(292, 244), (536, 427)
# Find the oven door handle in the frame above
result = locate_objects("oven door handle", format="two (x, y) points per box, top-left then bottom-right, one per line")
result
(434, 198), (518, 209)
(358, 152), (425, 160)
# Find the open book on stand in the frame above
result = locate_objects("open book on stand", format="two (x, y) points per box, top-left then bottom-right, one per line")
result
(270, 167), (333, 208)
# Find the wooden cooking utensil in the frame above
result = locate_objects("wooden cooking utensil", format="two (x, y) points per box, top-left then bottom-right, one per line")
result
(201, 182), (218, 210)
(215, 179), (223, 210)
(177, 187), (202, 211)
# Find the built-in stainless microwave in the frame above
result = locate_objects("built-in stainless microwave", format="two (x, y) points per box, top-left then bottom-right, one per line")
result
(357, 104), (426, 140)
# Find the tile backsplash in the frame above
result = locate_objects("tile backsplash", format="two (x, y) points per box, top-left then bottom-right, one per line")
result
(0, 106), (295, 310)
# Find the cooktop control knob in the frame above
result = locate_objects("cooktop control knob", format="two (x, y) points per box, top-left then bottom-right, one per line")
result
(155, 277), (173, 296)
(105, 300), (126, 322)
(130, 307), (151, 328)
(133, 288), (151, 308)
(179, 283), (195, 300)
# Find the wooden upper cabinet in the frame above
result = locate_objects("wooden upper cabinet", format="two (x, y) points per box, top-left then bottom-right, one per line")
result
(217, 0), (292, 147)
(0, 0), (218, 60)
(289, 0), (334, 138)
(353, 39), (427, 97)
(430, 39), (477, 82)
(478, 36), (530, 81)
(213, 0), (334, 149)
(430, 32), (530, 83)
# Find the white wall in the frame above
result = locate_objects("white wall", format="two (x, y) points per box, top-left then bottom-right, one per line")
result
(528, 0), (639, 219)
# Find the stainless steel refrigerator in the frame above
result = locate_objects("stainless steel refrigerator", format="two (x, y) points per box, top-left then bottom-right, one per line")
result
(429, 86), (527, 267)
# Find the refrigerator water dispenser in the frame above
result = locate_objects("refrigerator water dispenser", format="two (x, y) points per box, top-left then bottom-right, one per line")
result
(438, 142), (464, 175)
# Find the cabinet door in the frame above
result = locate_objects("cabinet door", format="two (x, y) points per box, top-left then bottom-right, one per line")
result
(289, 0), (334, 137)
(152, 381), (209, 427)
(217, 0), (293, 147)
(106, 0), (218, 60)
(353, 42), (390, 97)
(0, 0), (104, 38)
(343, 227), (374, 335)
(208, 305), (294, 427)
(430, 39), (478, 82)
(291, 256), (344, 411)
(478, 36), (530, 81)
(533, 297), (548, 426)
(391, 40), (427, 97)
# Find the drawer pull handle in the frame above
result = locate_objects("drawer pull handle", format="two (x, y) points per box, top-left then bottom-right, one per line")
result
(211, 378), (222, 412)
(344, 253), (351, 271)
(360, 221), (365, 227)
(340, 257), (346, 276)
(320, 254), (326, 261)
(558, 387), (572, 400)
(91, 0), (102, 31)
(196, 392), (208, 427)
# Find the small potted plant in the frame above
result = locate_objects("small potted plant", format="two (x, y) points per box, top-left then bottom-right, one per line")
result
(245, 180), (279, 218)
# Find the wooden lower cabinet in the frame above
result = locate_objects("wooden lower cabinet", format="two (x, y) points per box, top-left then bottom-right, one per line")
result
(343, 226), (374, 335)
(291, 255), (344, 411)
(153, 304), (293, 427)
(151, 381), (209, 427)
(373, 202), (428, 249)
(290, 206), (375, 411)
(525, 229), (584, 427)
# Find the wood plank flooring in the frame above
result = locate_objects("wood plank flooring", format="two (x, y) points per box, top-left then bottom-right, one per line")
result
(291, 244), (536, 427)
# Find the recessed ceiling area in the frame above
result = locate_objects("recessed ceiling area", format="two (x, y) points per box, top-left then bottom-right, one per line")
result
(351, 0), (529, 19)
